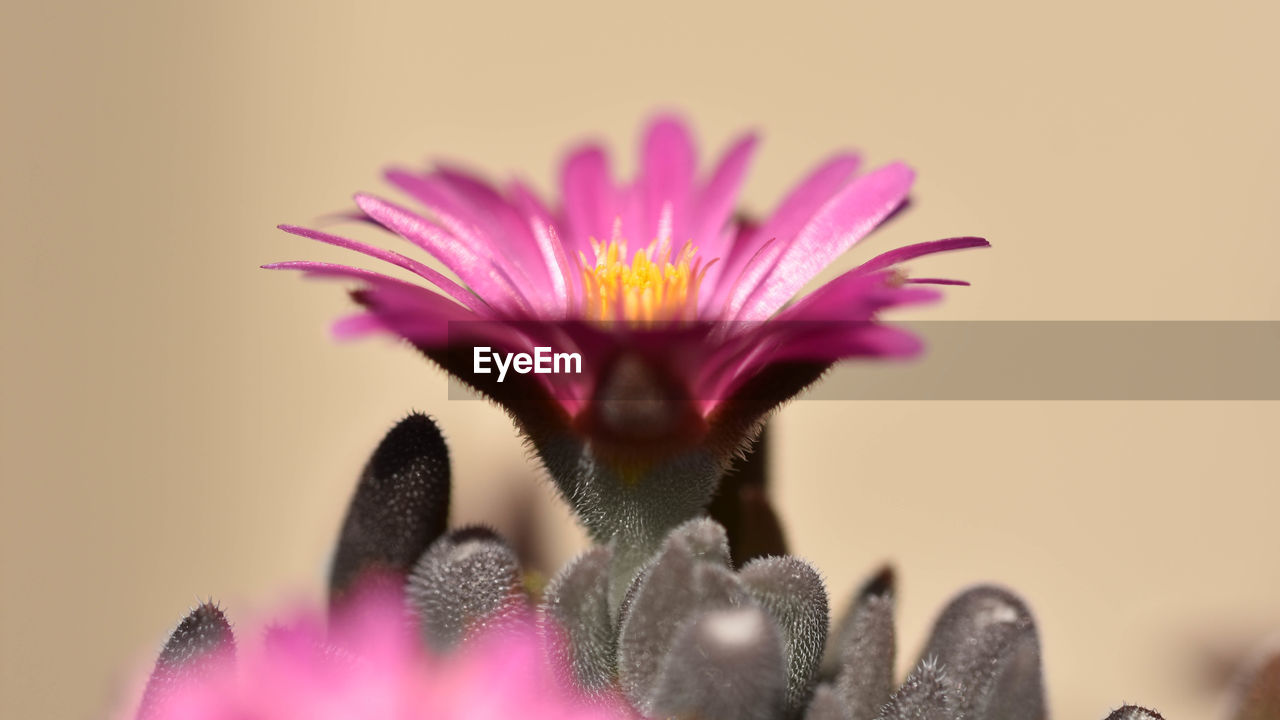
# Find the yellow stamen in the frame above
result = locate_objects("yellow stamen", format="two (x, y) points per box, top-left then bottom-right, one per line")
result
(579, 238), (712, 325)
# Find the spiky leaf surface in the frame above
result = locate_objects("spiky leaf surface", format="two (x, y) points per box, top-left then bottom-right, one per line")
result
(917, 585), (1045, 720)
(1103, 706), (1166, 720)
(741, 555), (830, 716)
(650, 606), (788, 720)
(136, 602), (235, 719)
(330, 413), (450, 605)
(406, 526), (524, 652)
(617, 518), (747, 712)
(540, 546), (617, 693)
(830, 567), (897, 720)
(876, 658), (958, 720)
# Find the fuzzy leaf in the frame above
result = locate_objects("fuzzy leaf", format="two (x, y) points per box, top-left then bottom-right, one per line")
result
(823, 567), (894, 676)
(1103, 707), (1166, 720)
(741, 556), (830, 716)
(804, 684), (850, 720)
(616, 516), (733, 622)
(540, 546), (617, 693)
(918, 585), (1045, 720)
(617, 519), (747, 711)
(406, 526), (524, 652)
(875, 657), (958, 720)
(532, 434), (727, 614)
(136, 602), (235, 719)
(649, 606), (788, 720)
(824, 566), (897, 720)
(330, 413), (450, 607)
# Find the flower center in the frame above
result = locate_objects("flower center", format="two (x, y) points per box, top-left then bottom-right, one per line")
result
(579, 239), (712, 324)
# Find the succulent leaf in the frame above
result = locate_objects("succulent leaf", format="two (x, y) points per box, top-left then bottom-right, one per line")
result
(740, 555), (830, 716)
(804, 684), (852, 720)
(649, 606), (789, 720)
(825, 566), (897, 720)
(136, 602), (236, 719)
(406, 526), (525, 652)
(330, 412), (451, 607)
(875, 657), (958, 720)
(534, 433), (727, 614)
(917, 585), (1046, 720)
(540, 546), (617, 693)
(617, 519), (747, 711)
(1103, 706), (1166, 720)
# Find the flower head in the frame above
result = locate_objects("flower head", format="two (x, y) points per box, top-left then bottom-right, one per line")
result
(270, 116), (985, 447)
(269, 117), (989, 586)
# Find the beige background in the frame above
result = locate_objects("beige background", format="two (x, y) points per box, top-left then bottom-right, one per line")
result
(2, 1), (1278, 718)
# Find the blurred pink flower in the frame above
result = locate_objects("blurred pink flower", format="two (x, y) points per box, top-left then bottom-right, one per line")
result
(146, 593), (632, 720)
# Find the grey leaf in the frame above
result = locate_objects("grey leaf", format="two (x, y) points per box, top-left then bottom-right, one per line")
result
(136, 602), (235, 719)
(834, 566), (896, 717)
(822, 566), (895, 677)
(530, 431), (726, 615)
(740, 555), (830, 717)
(406, 526), (525, 652)
(623, 562), (748, 712)
(540, 546), (617, 693)
(824, 566), (896, 720)
(616, 516), (734, 623)
(875, 657), (959, 720)
(804, 684), (851, 720)
(1103, 706), (1166, 720)
(330, 413), (450, 607)
(650, 606), (788, 720)
(617, 519), (747, 711)
(918, 585), (1045, 720)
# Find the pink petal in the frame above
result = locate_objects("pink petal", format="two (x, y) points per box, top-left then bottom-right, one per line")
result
(707, 153), (861, 309)
(733, 162), (916, 321)
(692, 132), (758, 253)
(384, 169), (492, 249)
(776, 269), (940, 323)
(753, 322), (923, 365)
(263, 260), (478, 344)
(638, 115), (697, 243)
(701, 323), (924, 408)
(262, 260), (450, 300)
(509, 180), (577, 315)
(276, 224), (487, 314)
(353, 193), (534, 315)
(852, 236), (990, 275)
(383, 170), (549, 309)
(905, 278), (970, 286)
(356, 287), (547, 350)
(431, 164), (553, 287)
(705, 236), (777, 318)
(559, 144), (617, 256)
(332, 312), (386, 340)
(507, 179), (558, 235)
(529, 219), (575, 317)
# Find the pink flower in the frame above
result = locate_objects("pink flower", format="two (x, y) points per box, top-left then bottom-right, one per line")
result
(269, 116), (988, 578)
(144, 592), (632, 720)
(268, 116), (986, 455)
